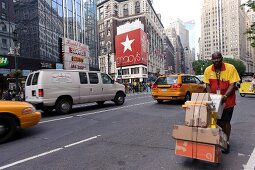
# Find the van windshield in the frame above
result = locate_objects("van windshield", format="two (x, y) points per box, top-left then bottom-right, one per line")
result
(154, 76), (178, 85)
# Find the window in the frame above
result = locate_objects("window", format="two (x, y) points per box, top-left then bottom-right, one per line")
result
(89, 73), (99, 84)
(1, 13), (6, 19)
(32, 73), (40, 85)
(101, 73), (112, 84)
(26, 74), (33, 86)
(135, 1), (140, 14)
(79, 72), (88, 84)
(2, 39), (7, 47)
(123, 4), (128, 17)
(2, 2), (6, 9)
(99, 7), (104, 20)
(0, 22), (6, 31)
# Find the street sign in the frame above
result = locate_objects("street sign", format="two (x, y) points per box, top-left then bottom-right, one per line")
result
(0, 56), (9, 67)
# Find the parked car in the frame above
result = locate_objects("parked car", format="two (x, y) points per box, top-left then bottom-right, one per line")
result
(151, 74), (206, 103)
(25, 70), (126, 114)
(0, 101), (41, 143)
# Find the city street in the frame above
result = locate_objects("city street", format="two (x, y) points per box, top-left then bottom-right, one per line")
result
(0, 92), (254, 170)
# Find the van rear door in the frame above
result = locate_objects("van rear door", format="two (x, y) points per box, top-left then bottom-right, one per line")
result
(25, 71), (40, 102)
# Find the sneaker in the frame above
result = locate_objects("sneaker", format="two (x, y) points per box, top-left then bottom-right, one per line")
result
(222, 142), (230, 154)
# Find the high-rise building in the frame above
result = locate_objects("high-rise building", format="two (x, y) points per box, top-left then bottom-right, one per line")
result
(13, 0), (98, 70)
(165, 19), (190, 73)
(200, 0), (247, 64)
(0, 0), (15, 56)
(245, 9), (255, 72)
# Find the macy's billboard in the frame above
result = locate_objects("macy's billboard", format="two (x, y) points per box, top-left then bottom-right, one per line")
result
(115, 28), (147, 67)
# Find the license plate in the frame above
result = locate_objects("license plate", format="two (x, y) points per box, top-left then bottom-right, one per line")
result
(161, 89), (167, 92)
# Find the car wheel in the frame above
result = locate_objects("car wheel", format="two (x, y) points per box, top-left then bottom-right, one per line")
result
(185, 93), (191, 102)
(97, 101), (105, 106)
(0, 115), (17, 144)
(240, 93), (246, 97)
(56, 98), (72, 114)
(114, 93), (125, 105)
(157, 100), (163, 104)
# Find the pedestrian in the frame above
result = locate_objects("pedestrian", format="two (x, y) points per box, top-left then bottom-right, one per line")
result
(203, 51), (240, 154)
(248, 74), (255, 92)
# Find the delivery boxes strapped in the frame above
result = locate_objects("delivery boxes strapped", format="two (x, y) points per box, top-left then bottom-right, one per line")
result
(175, 140), (221, 163)
(183, 93), (213, 128)
(172, 125), (227, 149)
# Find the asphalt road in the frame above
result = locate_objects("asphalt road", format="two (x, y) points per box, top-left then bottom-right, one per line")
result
(0, 92), (255, 170)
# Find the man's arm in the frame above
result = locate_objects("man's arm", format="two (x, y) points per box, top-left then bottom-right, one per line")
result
(222, 82), (236, 102)
(206, 83), (211, 93)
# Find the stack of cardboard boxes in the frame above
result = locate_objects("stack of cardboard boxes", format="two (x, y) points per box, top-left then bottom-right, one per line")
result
(172, 93), (227, 163)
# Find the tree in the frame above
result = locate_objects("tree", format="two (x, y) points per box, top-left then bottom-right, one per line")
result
(192, 58), (246, 76)
(9, 70), (22, 78)
(241, 0), (255, 47)
(223, 58), (246, 76)
(192, 60), (212, 75)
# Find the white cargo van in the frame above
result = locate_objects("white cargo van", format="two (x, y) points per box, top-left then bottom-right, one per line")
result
(25, 70), (126, 114)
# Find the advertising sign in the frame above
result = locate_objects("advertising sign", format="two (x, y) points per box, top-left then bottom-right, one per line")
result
(0, 56), (9, 67)
(62, 38), (89, 70)
(115, 29), (147, 67)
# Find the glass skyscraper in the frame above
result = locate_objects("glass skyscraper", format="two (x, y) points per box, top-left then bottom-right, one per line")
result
(14, 0), (98, 70)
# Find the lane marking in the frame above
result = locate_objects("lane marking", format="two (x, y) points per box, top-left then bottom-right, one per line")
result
(126, 96), (150, 100)
(76, 101), (154, 117)
(243, 147), (255, 170)
(64, 135), (100, 148)
(0, 135), (100, 170)
(39, 116), (74, 124)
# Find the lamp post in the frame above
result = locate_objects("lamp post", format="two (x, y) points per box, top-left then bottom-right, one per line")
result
(8, 30), (20, 98)
(106, 41), (111, 75)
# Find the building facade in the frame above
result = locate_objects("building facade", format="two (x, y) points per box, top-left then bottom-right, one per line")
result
(12, 0), (98, 70)
(245, 9), (255, 72)
(97, 0), (165, 83)
(200, 0), (247, 65)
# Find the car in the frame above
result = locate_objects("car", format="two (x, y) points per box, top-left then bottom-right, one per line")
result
(25, 70), (126, 114)
(0, 101), (41, 143)
(151, 74), (206, 103)
(196, 75), (204, 82)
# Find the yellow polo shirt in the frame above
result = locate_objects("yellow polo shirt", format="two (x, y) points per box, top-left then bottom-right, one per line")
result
(204, 62), (240, 108)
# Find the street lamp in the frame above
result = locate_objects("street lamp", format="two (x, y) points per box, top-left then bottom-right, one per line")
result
(106, 41), (112, 75)
(8, 30), (21, 98)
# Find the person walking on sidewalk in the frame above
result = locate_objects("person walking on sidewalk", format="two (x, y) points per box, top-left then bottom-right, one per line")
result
(203, 51), (240, 154)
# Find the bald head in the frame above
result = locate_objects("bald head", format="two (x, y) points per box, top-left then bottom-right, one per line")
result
(211, 51), (223, 69)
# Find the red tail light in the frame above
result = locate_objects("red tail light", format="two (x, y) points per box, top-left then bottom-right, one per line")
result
(152, 84), (158, 89)
(38, 89), (44, 97)
(172, 84), (182, 88)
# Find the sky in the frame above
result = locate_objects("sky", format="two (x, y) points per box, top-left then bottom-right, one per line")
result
(153, 0), (248, 52)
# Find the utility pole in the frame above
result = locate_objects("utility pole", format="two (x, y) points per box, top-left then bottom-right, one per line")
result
(8, 30), (20, 99)
(106, 41), (111, 76)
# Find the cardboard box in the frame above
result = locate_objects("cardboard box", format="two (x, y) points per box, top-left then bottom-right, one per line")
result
(172, 125), (227, 149)
(172, 125), (197, 141)
(197, 127), (227, 149)
(175, 140), (221, 163)
(191, 93), (211, 102)
(185, 105), (211, 127)
(210, 94), (225, 118)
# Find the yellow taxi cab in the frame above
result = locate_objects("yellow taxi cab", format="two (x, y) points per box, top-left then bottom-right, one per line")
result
(151, 74), (206, 103)
(0, 101), (41, 143)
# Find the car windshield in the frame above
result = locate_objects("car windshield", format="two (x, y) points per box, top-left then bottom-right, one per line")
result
(154, 76), (178, 85)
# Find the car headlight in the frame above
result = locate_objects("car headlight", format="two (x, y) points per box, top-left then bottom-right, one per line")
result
(22, 106), (36, 114)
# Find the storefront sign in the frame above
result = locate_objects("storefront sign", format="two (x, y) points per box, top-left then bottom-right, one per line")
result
(62, 38), (89, 70)
(41, 62), (54, 69)
(0, 57), (9, 67)
(115, 28), (147, 67)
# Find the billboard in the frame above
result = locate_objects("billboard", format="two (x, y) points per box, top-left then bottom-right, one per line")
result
(115, 28), (147, 67)
(62, 38), (89, 70)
